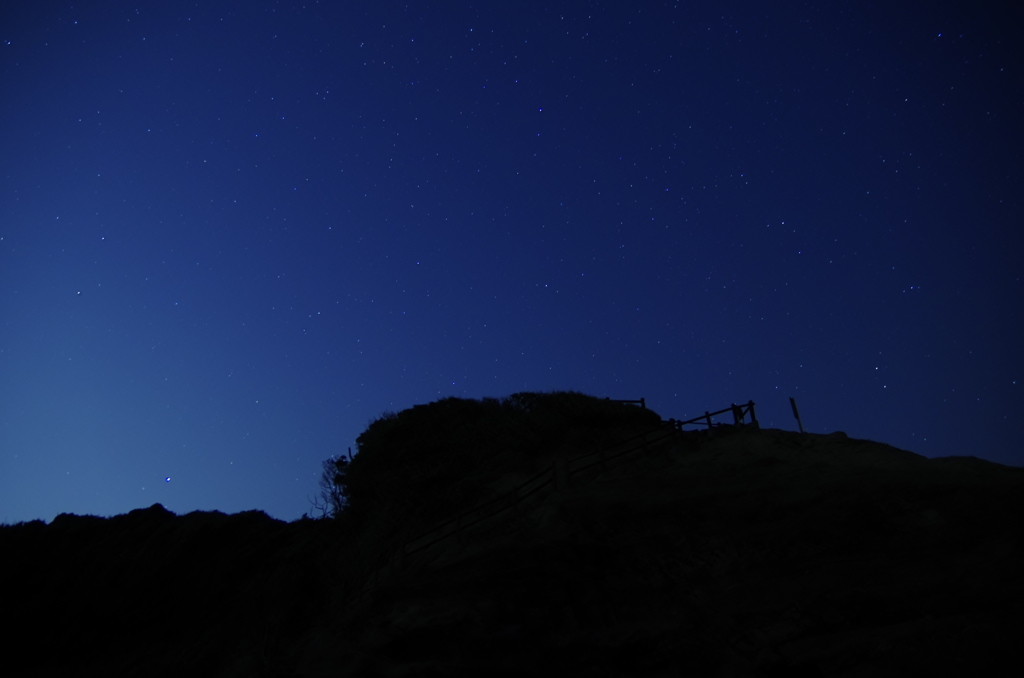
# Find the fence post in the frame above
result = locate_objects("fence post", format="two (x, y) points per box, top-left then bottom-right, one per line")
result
(747, 400), (759, 428)
(790, 397), (805, 434)
(704, 411), (713, 429)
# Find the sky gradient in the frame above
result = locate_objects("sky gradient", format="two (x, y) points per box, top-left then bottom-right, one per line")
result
(2, 1), (1022, 524)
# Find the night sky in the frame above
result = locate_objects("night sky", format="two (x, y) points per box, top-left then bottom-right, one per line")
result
(2, 1), (1021, 525)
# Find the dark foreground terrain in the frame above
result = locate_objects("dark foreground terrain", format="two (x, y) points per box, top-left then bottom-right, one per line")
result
(3, 422), (1023, 677)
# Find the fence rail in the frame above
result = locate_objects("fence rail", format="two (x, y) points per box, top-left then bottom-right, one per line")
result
(352, 399), (756, 602)
(668, 400), (758, 431)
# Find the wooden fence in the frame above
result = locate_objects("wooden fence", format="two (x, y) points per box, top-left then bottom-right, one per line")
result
(667, 400), (758, 431)
(350, 399), (756, 603)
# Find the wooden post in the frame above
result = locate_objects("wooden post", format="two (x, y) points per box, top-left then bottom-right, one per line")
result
(790, 397), (805, 434)
(704, 411), (713, 429)
(747, 400), (759, 428)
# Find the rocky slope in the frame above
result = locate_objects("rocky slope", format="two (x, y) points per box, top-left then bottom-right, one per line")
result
(317, 426), (1024, 677)
(3, 416), (1022, 677)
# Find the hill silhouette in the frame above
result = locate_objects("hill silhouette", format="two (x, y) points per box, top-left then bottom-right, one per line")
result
(3, 391), (1022, 677)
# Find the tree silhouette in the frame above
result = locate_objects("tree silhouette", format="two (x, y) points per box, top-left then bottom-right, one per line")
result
(312, 452), (351, 519)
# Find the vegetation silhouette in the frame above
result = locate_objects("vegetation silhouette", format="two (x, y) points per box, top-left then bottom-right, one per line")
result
(317, 391), (660, 574)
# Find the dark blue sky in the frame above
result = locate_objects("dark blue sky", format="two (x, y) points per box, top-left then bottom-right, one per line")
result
(2, 1), (1021, 524)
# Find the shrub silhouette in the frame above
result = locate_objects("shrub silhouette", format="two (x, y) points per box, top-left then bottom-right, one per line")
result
(320, 391), (661, 555)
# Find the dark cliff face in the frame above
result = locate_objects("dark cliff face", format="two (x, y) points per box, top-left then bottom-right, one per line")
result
(3, 406), (1023, 677)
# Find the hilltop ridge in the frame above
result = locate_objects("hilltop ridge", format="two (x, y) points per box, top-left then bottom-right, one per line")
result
(3, 393), (1022, 677)
(325, 421), (1024, 676)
